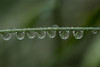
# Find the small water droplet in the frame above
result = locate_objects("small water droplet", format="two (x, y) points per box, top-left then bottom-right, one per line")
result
(37, 31), (46, 39)
(52, 25), (59, 29)
(47, 31), (56, 38)
(27, 31), (36, 39)
(0, 32), (12, 40)
(59, 31), (69, 40)
(73, 30), (83, 39)
(47, 25), (59, 38)
(92, 30), (97, 34)
(16, 32), (25, 40)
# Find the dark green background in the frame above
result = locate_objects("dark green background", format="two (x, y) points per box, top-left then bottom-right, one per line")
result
(0, 0), (100, 67)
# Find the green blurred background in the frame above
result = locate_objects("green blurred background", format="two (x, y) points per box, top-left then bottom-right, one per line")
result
(0, 0), (100, 67)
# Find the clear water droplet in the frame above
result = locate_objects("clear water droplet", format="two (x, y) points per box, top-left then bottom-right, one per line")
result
(27, 31), (36, 39)
(37, 31), (46, 39)
(92, 30), (97, 34)
(73, 30), (83, 39)
(0, 32), (12, 41)
(47, 31), (56, 38)
(52, 25), (59, 29)
(16, 32), (25, 40)
(59, 31), (69, 40)
(47, 25), (59, 38)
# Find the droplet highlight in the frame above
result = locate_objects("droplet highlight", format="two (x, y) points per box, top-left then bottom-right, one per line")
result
(16, 32), (25, 40)
(37, 31), (46, 39)
(59, 31), (69, 40)
(92, 30), (97, 34)
(73, 30), (83, 39)
(27, 31), (36, 39)
(0, 32), (12, 41)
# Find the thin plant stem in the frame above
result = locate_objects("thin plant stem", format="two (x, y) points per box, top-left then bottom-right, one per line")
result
(0, 27), (100, 33)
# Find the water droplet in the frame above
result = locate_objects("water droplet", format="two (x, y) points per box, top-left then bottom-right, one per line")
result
(27, 31), (36, 39)
(52, 25), (59, 29)
(37, 31), (46, 39)
(0, 32), (12, 40)
(92, 30), (97, 34)
(47, 31), (56, 38)
(73, 30), (83, 39)
(16, 32), (25, 40)
(59, 31), (69, 40)
(47, 25), (59, 38)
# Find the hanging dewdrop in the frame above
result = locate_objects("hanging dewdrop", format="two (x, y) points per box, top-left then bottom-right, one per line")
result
(0, 25), (99, 40)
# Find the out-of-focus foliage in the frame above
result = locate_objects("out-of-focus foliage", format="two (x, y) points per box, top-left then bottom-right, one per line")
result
(0, 0), (100, 67)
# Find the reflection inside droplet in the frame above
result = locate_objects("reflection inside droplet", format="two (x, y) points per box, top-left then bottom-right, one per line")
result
(0, 32), (12, 41)
(73, 30), (83, 39)
(16, 31), (25, 40)
(59, 30), (69, 40)
(27, 31), (36, 39)
(37, 31), (46, 39)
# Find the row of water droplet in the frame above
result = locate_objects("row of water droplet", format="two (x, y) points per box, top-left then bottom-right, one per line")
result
(0, 30), (97, 41)
(0, 25), (98, 41)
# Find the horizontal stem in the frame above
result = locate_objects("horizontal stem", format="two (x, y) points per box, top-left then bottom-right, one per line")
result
(0, 27), (100, 33)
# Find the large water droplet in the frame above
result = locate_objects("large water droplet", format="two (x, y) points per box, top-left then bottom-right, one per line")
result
(92, 30), (97, 34)
(73, 30), (83, 39)
(37, 31), (46, 39)
(27, 31), (36, 39)
(16, 32), (25, 40)
(59, 31), (69, 40)
(47, 31), (56, 38)
(0, 32), (12, 41)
